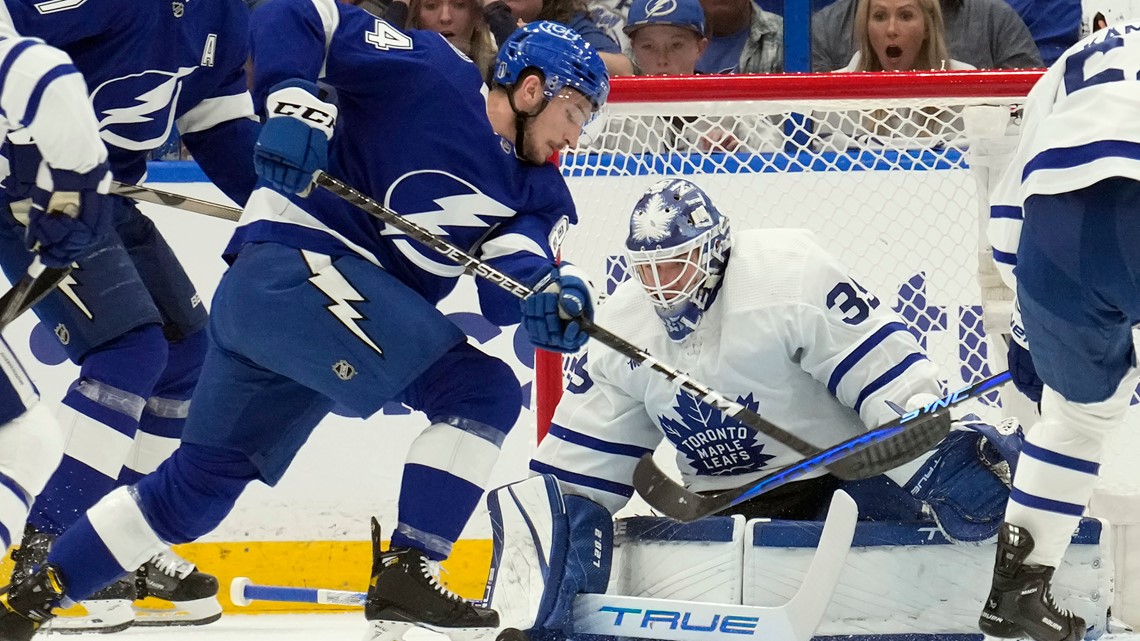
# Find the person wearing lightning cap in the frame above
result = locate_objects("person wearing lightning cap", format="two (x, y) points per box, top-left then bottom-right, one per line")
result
(482, 178), (1023, 640)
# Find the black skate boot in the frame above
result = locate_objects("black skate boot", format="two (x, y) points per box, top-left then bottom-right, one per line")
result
(364, 518), (497, 641)
(133, 549), (222, 627)
(0, 564), (66, 641)
(979, 522), (1087, 641)
(8, 524), (135, 633)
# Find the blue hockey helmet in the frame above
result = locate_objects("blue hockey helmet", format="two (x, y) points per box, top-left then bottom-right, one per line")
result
(493, 21), (611, 112)
(625, 178), (731, 341)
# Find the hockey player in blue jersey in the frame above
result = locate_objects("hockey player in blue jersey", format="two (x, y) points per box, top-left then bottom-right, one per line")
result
(0, 9), (113, 606)
(0, 3), (609, 639)
(0, 0), (260, 630)
(979, 21), (1140, 641)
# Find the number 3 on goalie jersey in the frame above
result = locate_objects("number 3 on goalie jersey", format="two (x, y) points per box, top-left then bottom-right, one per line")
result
(826, 279), (880, 325)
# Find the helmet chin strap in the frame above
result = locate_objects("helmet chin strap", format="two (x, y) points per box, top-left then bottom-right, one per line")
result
(506, 84), (550, 164)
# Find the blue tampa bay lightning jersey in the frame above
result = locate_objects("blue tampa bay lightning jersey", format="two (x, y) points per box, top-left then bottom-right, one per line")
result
(233, 0), (575, 322)
(0, 0), (258, 203)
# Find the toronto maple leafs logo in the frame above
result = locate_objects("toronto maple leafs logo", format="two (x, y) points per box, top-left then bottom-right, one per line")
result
(629, 193), (676, 243)
(90, 67), (198, 151)
(384, 170), (517, 277)
(659, 392), (775, 475)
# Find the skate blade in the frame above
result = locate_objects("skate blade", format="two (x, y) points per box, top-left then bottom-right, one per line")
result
(133, 596), (223, 626)
(47, 599), (135, 634)
(364, 619), (498, 641)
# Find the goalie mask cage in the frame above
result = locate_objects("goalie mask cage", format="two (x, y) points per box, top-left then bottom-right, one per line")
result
(536, 70), (1140, 497)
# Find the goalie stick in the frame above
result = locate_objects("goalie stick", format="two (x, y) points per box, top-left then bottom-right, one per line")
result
(634, 370), (1012, 522)
(230, 490), (858, 641)
(0, 258), (70, 330)
(312, 172), (870, 477)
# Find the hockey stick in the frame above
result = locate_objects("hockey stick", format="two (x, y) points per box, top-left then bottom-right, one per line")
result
(229, 577), (366, 607)
(311, 172), (877, 476)
(233, 491), (857, 641)
(634, 370), (1011, 522)
(0, 257), (71, 331)
(110, 182), (242, 221)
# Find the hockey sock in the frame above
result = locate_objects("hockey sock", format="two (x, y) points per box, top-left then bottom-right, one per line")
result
(1005, 384), (1129, 567)
(0, 404), (63, 550)
(29, 324), (168, 535)
(117, 329), (206, 485)
(393, 418), (506, 560)
(47, 486), (167, 601)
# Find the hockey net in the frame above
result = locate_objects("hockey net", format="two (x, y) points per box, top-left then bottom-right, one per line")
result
(542, 70), (1140, 497)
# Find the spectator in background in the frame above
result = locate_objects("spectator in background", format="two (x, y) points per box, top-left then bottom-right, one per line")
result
(812, 0), (1041, 71)
(818, 0), (971, 149)
(841, 0), (973, 70)
(500, 0), (635, 74)
(1003, 0), (1080, 66)
(1092, 11), (1109, 32)
(697, 0), (783, 72)
(586, 0), (783, 153)
(383, 0), (498, 77)
(626, 0), (708, 75)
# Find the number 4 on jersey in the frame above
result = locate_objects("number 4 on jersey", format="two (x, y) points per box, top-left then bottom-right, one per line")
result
(365, 19), (412, 51)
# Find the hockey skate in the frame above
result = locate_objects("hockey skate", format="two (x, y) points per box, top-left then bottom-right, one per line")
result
(0, 563), (66, 641)
(132, 549), (222, 626)
(9, 524), (135, 634)
(363, 519), (497, 641)
(979, 522), (1087, 641)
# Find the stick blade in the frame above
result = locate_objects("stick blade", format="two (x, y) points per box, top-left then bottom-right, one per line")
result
(826, 410), (952, 480)
(632, 454), (736, 523)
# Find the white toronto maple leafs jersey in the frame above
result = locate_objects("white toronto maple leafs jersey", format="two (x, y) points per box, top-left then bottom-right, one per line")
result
(989, 21), (1140, 290)
(532, 229), (942, 513)
(0, 14), (104, 175)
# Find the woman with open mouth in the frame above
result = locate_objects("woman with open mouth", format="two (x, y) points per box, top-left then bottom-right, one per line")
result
(841, 0), (973, 71)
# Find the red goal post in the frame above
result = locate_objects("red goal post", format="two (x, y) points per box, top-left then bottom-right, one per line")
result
(535, 69), (1044, 443)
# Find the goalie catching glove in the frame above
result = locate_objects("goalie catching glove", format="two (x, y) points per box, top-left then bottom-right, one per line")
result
(904, 413), (1023, 543)
(254, 79), (337, 195)
(521, 265), (594, 353)
(26, 160), (113, 268)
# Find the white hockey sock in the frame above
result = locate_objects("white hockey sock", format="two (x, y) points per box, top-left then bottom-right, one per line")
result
(1007, 383), (1131, 567)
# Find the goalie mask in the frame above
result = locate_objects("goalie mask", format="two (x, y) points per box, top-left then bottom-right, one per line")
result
(626, 178), (731, 341)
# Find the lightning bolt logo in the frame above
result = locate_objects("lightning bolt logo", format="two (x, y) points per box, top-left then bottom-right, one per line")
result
(383, 171), (518, 277)
(57, 271), (93, 320)
(90, 67), (197, 150)
(303, 252), (382, 356)
(383, 193), (515, 237)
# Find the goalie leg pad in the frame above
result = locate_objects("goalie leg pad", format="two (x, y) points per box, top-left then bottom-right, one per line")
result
(484, 476), (612, 635)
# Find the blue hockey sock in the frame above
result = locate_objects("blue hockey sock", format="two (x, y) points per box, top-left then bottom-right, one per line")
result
(393, 419), (506, 560)
(118, 329), (206, 485)
(29, 325), (168, 535)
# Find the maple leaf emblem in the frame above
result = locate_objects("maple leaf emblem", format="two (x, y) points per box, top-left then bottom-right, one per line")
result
(659, 392), (776, 476)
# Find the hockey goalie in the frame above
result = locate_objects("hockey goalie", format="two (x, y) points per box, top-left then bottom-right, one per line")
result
(483, 178), (1050, 641)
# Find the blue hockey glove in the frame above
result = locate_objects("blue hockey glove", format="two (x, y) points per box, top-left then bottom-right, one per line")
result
(904, 415), (1023, 543)
(26, 161), (113, 268)
(1007, 339), (1043, 403)
(254, 80), (337, 195)
(521, 266), (594, 353)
